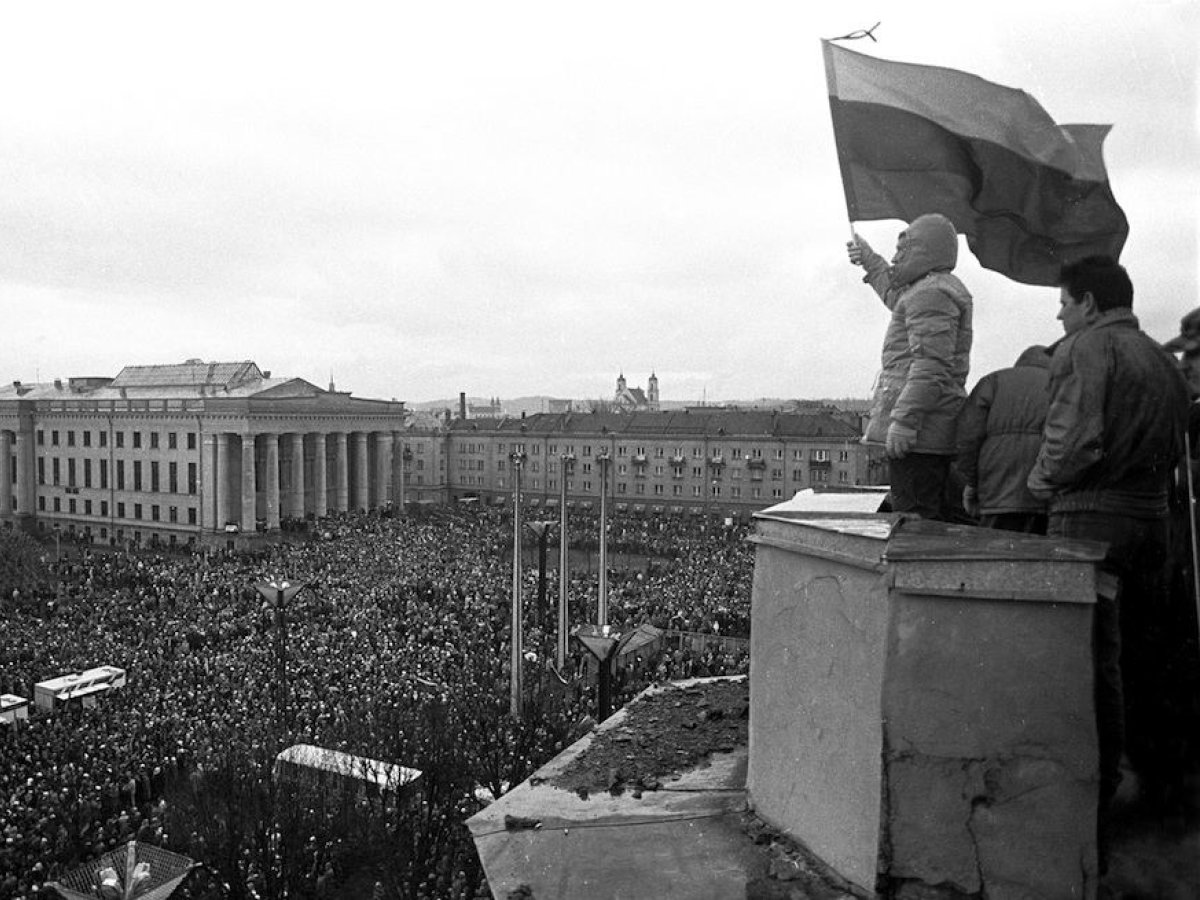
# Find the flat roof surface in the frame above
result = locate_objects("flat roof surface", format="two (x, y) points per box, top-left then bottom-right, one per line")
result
(467, 679), (770, 900)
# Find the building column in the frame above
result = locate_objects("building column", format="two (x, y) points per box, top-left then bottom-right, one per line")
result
(201, 433), (217, 531)
(241, 433), (257, 531)
(312, 433), (328, 518)
(215, 433), (231, 529)
(392, 431), (405, 506)
(15, 423), (34, 520)
(264, 433), (281, 531)
(0, 431), (12, 520)
(353, 432), (370, 511)
(333, 432), (349, 513)
(374, 432), (393, 509)
(287, 433), (305, 519)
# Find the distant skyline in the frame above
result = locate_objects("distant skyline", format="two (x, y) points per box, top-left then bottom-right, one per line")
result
(4, 2), (1196, 404)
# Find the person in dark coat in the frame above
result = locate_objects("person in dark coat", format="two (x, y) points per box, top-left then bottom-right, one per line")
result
(955, 345), (1052, 533)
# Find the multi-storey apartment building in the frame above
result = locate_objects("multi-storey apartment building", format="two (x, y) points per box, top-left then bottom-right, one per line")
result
(0, 361), (407, 547)
(444, 409), (883, 517)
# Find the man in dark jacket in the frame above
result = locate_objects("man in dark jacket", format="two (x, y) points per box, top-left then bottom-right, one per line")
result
(956, 345), (1051, 533)
(847, 214), (974, 519)
(1028, 256), (1190, 839)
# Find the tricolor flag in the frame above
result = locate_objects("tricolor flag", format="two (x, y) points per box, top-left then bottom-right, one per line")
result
(823, 40), (1128, 287)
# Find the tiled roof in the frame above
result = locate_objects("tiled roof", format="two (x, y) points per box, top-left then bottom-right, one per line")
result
(111, 360), (263, 388)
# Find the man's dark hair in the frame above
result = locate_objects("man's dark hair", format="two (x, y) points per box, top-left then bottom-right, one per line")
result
(1058, 255), (1133, 312)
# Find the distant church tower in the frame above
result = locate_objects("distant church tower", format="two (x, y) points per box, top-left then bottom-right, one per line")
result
(648, 371), (659, 409)
(617, 372), (627, 394)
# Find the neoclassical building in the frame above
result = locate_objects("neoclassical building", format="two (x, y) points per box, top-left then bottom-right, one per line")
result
(0, 361), (411, 547)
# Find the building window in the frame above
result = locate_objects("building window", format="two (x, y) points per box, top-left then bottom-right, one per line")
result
(169, 506), (178, 523)
(54, 497), (61, 512)
(636, 483), (645, 495)
(774, 448), (784, 460)
(187, 432), (197, 450)
(692, 485), (701, 496)
(839, 450), (850, 462)
(617, 482), (627, 493)
(692, 467), (703, 477)
(67, 459), (76, 487)
(654, 484), (664, 495)
(731, 487), (741, 498)
(839, 471), (850, 483)
(51, 430), (59, 446)
(150, 432), (159, 449)
(672, 484), (681, 495)
(133, 461), (142, 491)
(583, 481), (592, 491)
(99, 431), (107, 448)
(151, 462), (160, 492)
(101, 500), (108, 516)
(52, 458), (60, 486)
(67, 431), (75, 447)
(792, 469), (804, 482)
(773, 488), (784, 498)
(168, 432), (177, 450)
(133, 432), (142, 449)
(68, 498), (76, 514)
(38, 496), (45, 511)
(117, 502), (125, 518)
(116, 431), (125, 449)
(83, 430), (92, 448)
(582, 463), (592, 475)
(711, 484), (722, 497)
(134, 503), (143, 520)
(812, 449), (829, 462)
(188, 507), (197, 524)
(37, 458), (45, 485)
(84, 459), (92, 488)
(116, 460), (125, 491)
(36, 430), (44, 446)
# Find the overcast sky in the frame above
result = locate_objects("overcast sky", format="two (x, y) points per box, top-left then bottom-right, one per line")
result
(3, 1), (1196, 404)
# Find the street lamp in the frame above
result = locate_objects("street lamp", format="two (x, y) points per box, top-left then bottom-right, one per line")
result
(524, 521), (556, 642)
(557, 452), (575, 671)
(254, 578), (308, 728)
(596, 451), (612, 626)
(510, 450), (528, 720)
(573, 623), (644, 722)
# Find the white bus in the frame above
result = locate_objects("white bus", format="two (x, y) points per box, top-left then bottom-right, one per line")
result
(273, 744), (422, 806)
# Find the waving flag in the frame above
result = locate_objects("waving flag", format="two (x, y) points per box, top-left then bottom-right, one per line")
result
(823, 40), (1128, 286)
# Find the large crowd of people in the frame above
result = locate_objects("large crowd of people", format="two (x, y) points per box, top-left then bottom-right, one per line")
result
(0, 505), (753, 900)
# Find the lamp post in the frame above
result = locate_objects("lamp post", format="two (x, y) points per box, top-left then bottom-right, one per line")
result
(557, 452), (575, 671)
(524, 521), (556, 639)
(510, 450), (527, 720)
(572, 623), (631, 722)
(597, 451), (611, 626)
(254, 578), (307, 729)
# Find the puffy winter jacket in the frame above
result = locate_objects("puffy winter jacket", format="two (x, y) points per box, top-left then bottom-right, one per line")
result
(859, 214), (974, 455)
(955, 346), (1050, 515)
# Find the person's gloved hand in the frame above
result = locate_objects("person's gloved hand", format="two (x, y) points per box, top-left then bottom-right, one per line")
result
(847, 234), (868, 267)
(962, 485), (979, 518)
(885, 424), (916, 459)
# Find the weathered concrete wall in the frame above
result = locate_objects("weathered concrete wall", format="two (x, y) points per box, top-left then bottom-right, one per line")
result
(748, 514), (1104, 900)
(881, 593), (1099, 898)
(747, 518), (892, 893)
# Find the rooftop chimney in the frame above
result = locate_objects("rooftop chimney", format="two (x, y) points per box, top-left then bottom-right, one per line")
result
(459, 392), (467, 420)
